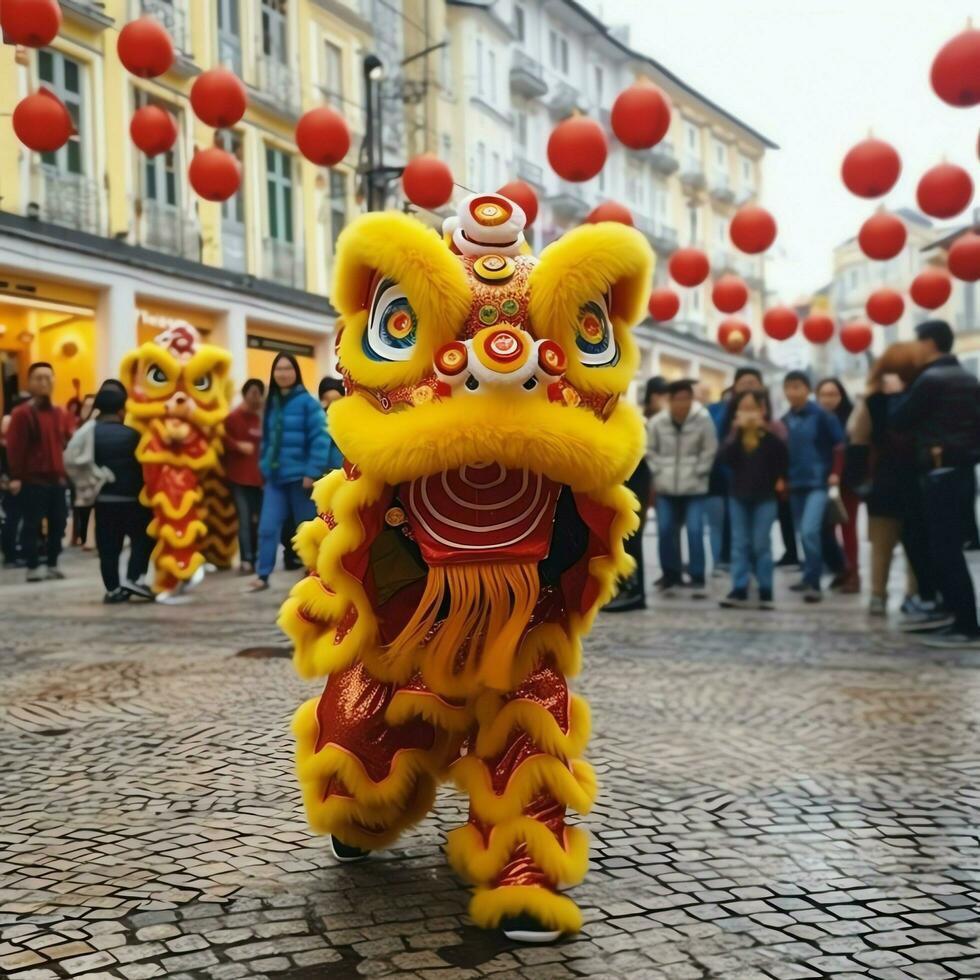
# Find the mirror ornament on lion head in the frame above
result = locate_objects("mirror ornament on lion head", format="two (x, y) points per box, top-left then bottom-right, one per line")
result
(279, 192), (653, 940)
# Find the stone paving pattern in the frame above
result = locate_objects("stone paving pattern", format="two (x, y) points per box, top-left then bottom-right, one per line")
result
(1, 543), (979, 979)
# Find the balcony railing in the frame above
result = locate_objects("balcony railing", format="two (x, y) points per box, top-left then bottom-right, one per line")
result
(510, 51), (548, 99)
(548, 181), (588, 219)
(264, 238), (303, 288)
(252, 53), (301, 118)
(711, 248), (738, 273)
(30, 165), (100, 234)
(222, 220), (246, 273)
(140, 0), (189, 55)
(709, 172), (735, 203)
(679, 156), (706, 190)
(217, 30), (243, 76)
(635, 218), (678, 254)
(649, 140), (678, 175)
(515, 156), (544, 188)
(548, 81), (580, 117)
(141, 199), (199, 259)
(735, 183), (757, 205)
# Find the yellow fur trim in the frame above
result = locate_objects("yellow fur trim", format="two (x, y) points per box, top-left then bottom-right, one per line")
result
(277, 473), (387, 680)
(153, 550), (205, 584)
(447, 821), (588, 887)
(294, 515), (329, 570)
(289, 574), (347, 624)
(329, 392), (645, 494)
(529, 222), (653, 395)
(474, 693), (590, 761)
(510, 623), (582, 685)
(385, 689), (473, 733)
(332, 211), (472, 390)
(469, 885), (582, 933)
(292, 697), (448, 825)
(451, 755), (596, 824)
(147, 519), (209, 548)
(142, 488), (204, 520)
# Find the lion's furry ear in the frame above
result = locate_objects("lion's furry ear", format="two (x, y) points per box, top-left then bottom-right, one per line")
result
(332, 211), (471, 388)
(529, 223), (654, 394)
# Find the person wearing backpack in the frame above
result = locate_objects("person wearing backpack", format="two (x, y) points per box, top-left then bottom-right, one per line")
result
(90, 380), (154, 603)
(5, 362), (73, 583)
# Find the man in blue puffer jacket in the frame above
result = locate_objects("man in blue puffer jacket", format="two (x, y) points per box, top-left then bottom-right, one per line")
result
(249, 354), (330, 591)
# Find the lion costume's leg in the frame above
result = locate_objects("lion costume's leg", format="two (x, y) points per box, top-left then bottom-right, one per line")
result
(292, 661), (462, 850)
(448, 660), (594, 934)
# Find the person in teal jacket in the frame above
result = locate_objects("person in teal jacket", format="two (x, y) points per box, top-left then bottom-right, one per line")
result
(248, 353), (330, 591)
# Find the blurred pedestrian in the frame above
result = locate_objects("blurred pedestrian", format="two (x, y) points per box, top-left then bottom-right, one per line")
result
(647, 379), (717, 598)
(224, 378), (265, 576)
(705, 385), (732, 577)
(89, 380), (154, 603)
(781, 370), (843, 603)
(717, 389), (788, 609)
(1, 393), (28, 568)
(817, 378), (861, 594)
(5, 363), (72, 583)
(249, 354), (330, 592)
(70, 392), (97, 549)
(891, 320), (980, 647)
(318, 375), (346, 474)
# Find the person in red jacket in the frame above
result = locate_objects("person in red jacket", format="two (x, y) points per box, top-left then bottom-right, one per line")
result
(5, 362), (72, 582)
(223, 378), (265, 575)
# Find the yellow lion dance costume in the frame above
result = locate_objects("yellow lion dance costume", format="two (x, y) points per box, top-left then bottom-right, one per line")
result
(279, 193), (652, 940)
(121, 323), (234, 601)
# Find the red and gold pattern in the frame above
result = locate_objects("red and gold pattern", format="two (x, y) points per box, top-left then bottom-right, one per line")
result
(280, 194), (654, 936)
(121, 324), (233, 594)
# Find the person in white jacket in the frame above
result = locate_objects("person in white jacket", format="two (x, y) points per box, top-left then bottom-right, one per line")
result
(646, 380), (719, 596)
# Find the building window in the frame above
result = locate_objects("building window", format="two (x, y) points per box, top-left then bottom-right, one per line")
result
(488, 50), (496, 102)
(261, 0), (288, 63)
(492, 151), (501, 187)
(329, 170), (347, 256)
(716, 215), (728, 245)
(475, 142), (486, 189)
(549, 30), (568, 74)
(266, 146), (294, 243)
(625, 160), (641, 206)
(476, 38), (484, 96)
(740, 154), (753, 185)
(593, 65), (603, 105)
(515, 109), (528, 148)
(216, 0), (242, 74)
(217, 130), (244, 224)
(688, 203), (700, 244)
(713, 139), (727, 170)
(37, 49), (84, 174)
(323, 40), (343, 110)
(685, 122), (699, 154)
(514, 5), (525, 43)
(441, 133), (452, 162)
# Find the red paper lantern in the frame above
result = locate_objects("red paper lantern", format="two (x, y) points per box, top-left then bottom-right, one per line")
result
(841, 138), (901, 198)
(188, 147), (241, 202)
(586, 201), (633, 225)
(866, 288), (905, 325)
(190, 68), (247, 129)
(718, 319), (750, 354)
(546, 116), (607, 182)
(730, 205), (777, 254)
(402, 154), (454, 209)
(610, 83), (671, 150)
(712, 275), (748, 314)
(1, 0), (61, 47)
(909, 268), (952, 309)
(858, 212), (907, 261)
(916, 162), (974, 219)
(295, 107), (350, 167)
(648, 288), (680, 322)
(117, 17), (174, 79)
(497, 180), (538, 227)
(931, 28), (980, 107)
(802, 313), (835, 345)
(668, 247), (710, 287)
(130, 105), (178, 157)
(840, 321), (873, 354)
(948, 232), (980, 282)
(12, 89), (73, 153)
(763, 306), (799, 341)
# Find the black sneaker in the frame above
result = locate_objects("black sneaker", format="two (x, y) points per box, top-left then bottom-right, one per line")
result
(758, 589), (774, 610)
(803, 585), (822, 604)
(501, 913), (562, 944)
(103, 588), (131, 604)
(720, 589), (750, 609)
(776, 554), (799, 568)
(602, 593), (646, 613)
(685, 579), (709, 599)
(920, 628), (980, 649)
(329, 836), (370, 863)
(789, 580), (807, 593)
(900, 610), (956, 633)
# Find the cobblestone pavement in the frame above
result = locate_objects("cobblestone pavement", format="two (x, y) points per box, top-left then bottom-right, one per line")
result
(1, 543), (979, 980)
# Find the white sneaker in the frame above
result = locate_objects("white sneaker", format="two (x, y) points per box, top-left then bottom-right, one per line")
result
(868, 596), (887, 617)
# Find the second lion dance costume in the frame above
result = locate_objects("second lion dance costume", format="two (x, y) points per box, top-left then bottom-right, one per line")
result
(279, 193), (653, 939)
(121, 323), (235, 601)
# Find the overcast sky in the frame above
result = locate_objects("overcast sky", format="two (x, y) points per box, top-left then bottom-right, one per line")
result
(584, 0), (978, 301)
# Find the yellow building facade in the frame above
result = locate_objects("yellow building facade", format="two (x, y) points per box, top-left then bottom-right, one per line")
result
(0, 0), (390, 411)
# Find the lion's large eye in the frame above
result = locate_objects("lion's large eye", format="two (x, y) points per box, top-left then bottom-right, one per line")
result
(575, 296), (618, 367)
(146, 364), (168, 386)
(363, 278), (418, 362)
(193, 374), (212, 393)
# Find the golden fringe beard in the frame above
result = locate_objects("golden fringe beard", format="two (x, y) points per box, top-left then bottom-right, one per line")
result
(383, 562), (539, 693)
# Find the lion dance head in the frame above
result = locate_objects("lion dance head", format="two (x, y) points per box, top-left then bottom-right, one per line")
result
(280, 193), (653, 937)
(121, 323), (234, 596)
